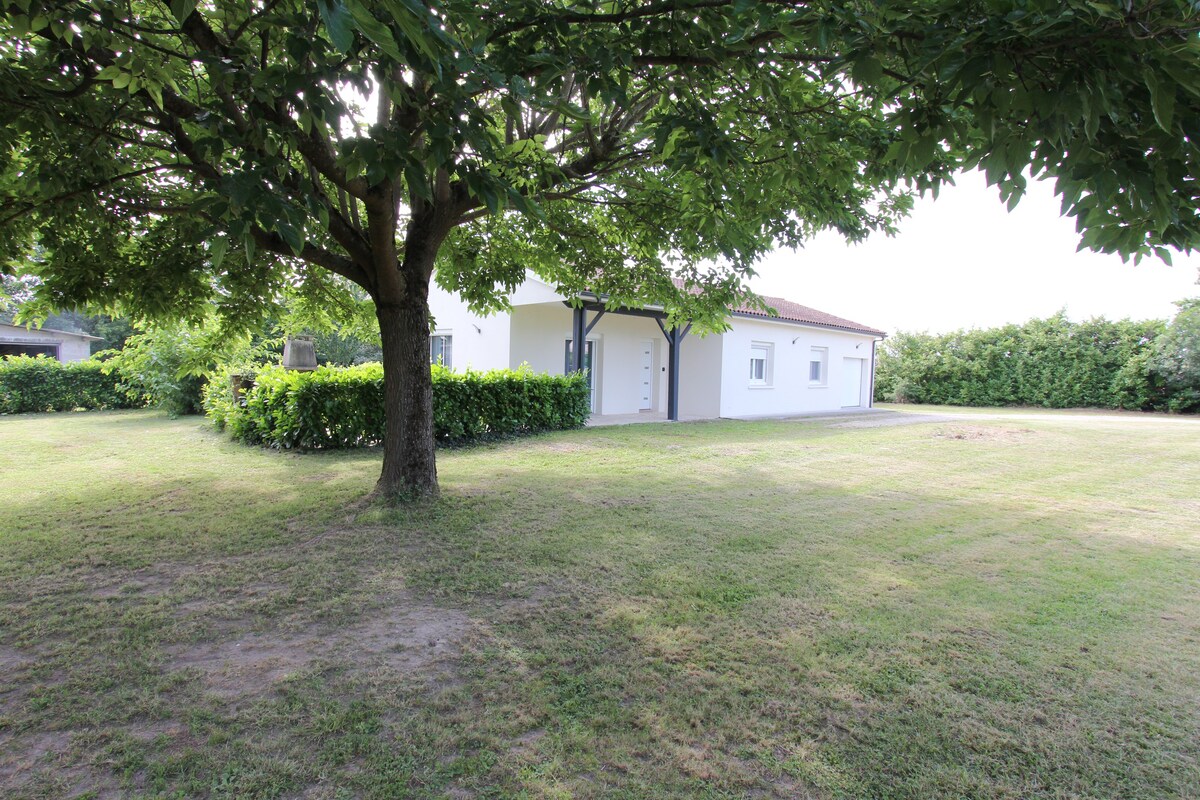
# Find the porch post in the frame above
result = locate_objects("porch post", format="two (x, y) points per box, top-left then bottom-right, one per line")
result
(570, 305), (585, 373)
(666, 327), (681, 421)
(656, 320), (691, 422)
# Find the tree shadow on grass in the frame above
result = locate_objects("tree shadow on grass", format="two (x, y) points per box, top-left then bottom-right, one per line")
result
(1, 417), (1198, 798)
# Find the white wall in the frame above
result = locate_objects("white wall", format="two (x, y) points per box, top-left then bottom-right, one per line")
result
(0, 324), (94, 362)
(426, 282), (512, 372)
(678, 332), (723, 419)
(426, 273), (573, 373)
(427, 275), (880, 419)
(508, 303), (570, 374)
(718, 318), (877, 417)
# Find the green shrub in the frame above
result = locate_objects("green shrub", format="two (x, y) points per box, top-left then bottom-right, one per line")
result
(1152, 299), (1200, 413)
(874, 313), (1172, 410)
(99, 323), (210, 417)
(0, 355), (136, 413)
(207, 363), (591, 449)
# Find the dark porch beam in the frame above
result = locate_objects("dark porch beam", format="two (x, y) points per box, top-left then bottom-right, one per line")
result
(584, 307), (607, 335)
(570, 305), (586, 373)
(654, 319), (692, 422)
(575, 301), (667, 322)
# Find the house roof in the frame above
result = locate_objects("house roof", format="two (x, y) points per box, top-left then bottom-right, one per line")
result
(669, 279), (886, 337)
(0, 320), (103, 340)
(730, 293), (886, 336)
(516, 271), (886, 337)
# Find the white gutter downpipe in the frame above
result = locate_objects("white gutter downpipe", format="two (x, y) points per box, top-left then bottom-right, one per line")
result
(869, 334), (886, 408)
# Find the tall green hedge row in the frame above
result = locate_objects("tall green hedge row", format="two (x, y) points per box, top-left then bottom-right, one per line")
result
(204, 363), (592, 448)
(874, 312), (1198, 411)
(0, 355), (137, 413)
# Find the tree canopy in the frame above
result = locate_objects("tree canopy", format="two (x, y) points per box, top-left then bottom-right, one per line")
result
(3, 0), (1199, 496)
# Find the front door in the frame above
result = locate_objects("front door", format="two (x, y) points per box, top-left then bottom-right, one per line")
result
(639, 341), (653, 410)
(564, 339), (597, 411)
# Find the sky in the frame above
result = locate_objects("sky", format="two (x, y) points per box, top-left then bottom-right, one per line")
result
(747, 170), (1200, 335)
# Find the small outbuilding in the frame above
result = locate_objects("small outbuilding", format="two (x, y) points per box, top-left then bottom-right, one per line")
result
(427, 273), (886, 421)
(0, 321), (101, 362)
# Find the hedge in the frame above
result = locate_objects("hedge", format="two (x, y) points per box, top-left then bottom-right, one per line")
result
(873, 313), (1175, 409)
(204, 363), (592, 448)
(0, 355), (137, 414)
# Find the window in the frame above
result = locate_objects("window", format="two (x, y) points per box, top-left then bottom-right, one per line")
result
(564, 339), (597, 411)
(430, 334), (452, 368)
(809, 347), (828, 386)
(0, 343), (58, 359)
(749, 343), (772, 386)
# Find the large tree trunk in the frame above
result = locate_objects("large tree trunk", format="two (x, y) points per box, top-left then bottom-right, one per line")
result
(365, 189), (457, 502)
(374, 288), (439, 500)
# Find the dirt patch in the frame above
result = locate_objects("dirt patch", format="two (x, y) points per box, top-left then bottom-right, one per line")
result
(0, 644), (32, 673)
(172, 579), (290, 618)
(168, 591), (473, 701)
(124, 719), (188, 742)
(830, 412), (957, 429)
(91, 571), (179, 600)
(346, 601), (472, 673)
(507, 727), (547, 759)
(170, 632), (319, 700)
(0, 730), (72, 784)
(536, 439), (605, 453)
(933, 425), (1036, 441)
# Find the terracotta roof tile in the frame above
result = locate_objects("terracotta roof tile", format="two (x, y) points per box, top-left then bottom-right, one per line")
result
(669, 279), (885, 336)
(732, 294), (886, 336)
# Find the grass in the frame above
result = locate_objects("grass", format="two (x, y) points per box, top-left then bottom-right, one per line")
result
(1, 407), (1198, 799)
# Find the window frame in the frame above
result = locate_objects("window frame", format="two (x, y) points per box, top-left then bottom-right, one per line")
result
(748, 342), (773, 388)
(809, 346), (828, 387)
(429, 332), (452, 369)
(0, 342), (60, 359)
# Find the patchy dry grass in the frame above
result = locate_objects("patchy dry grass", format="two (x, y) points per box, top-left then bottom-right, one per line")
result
(1, 407), (1198, 799)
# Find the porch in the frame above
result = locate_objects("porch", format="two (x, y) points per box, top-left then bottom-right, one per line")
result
(508, 300), (721, 420)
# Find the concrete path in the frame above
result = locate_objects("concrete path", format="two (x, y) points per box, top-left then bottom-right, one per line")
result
(586, 407), (891, 427)
(587, 405), (1199, 430)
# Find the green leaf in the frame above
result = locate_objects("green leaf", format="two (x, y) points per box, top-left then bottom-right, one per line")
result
(852, 56), (884, 86)
(344, 1), (403, 61)
(1145, 69), (1175, 132)
(276, 220), (305, 255)
(209, 237), (229, 271)
(243, 233), (257, 265)
(169, 0), (197, 24)
(318, 0), (355, 53)
(146, 83), (164, 110)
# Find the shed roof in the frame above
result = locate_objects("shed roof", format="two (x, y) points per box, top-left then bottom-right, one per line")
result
(0, 321), (103, 340)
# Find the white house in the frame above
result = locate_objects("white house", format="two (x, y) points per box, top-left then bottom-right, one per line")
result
(428, 274), (885, 421)
(0, 321), (100, 362)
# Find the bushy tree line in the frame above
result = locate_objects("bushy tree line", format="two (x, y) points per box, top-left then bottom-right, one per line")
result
(875, 303), (1200, 412)
(1, 270), (381, 416)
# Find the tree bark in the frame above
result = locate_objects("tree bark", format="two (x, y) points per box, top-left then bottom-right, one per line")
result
(366, 191), (458, 502)
(374, 287), (439, 500)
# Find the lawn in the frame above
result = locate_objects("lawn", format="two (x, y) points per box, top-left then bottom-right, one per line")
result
(1, 408), (1198, 799)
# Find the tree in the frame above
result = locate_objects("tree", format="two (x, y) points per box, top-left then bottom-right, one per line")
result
(1154, 298), (1200, 411)
(3, 1), (1199, 499)
(0, 272), (37, 315)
